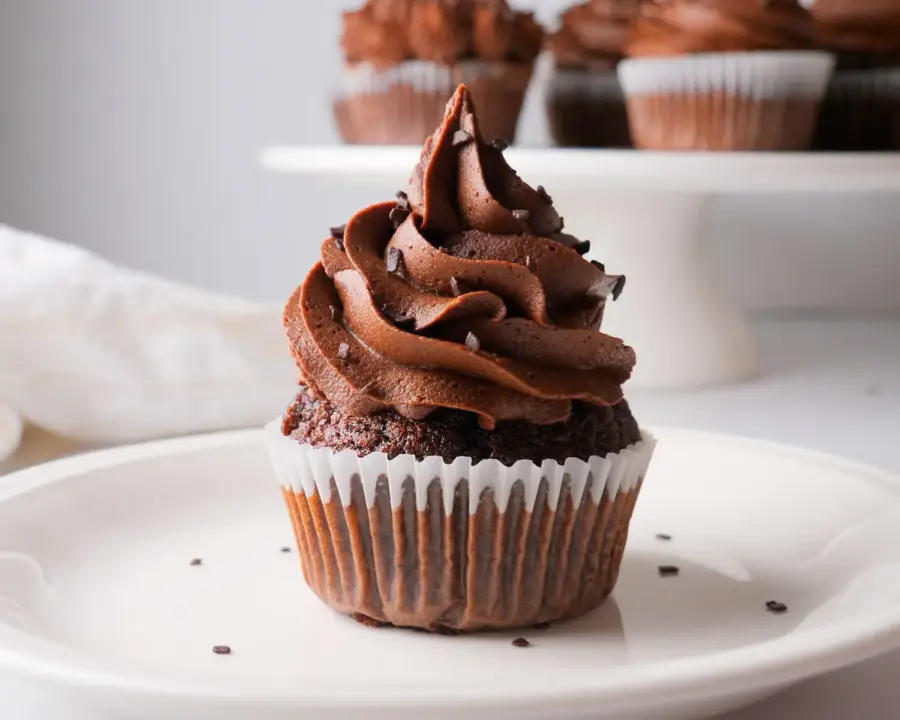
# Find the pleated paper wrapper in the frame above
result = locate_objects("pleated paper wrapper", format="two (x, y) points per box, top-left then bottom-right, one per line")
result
(617, 50), (835, 151)
(545, 67), (632, 148)
(333, 59), (533, 146)
(815, 67), (900, 151)
(265, 420), (656, 632)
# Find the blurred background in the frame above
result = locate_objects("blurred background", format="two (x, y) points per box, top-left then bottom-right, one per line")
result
(2, 0), (900, 314)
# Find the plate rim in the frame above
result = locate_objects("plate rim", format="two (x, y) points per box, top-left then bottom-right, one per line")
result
(2, 426), (900, 713)
(259, 145), (900, 194)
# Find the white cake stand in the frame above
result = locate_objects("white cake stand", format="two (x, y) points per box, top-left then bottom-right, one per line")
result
(261, 147), (900, 389)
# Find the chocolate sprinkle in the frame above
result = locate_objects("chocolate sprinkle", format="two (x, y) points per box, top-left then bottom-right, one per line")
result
(386, 247), (403, 274)
(389, 205), (409, 229)
(329, 304), (341, 322)
(591, 259), (606, 272)
(212, 645), (232, 655)
(655, 533), (672, 541)
(190, 558), (202, 566)
(280, 546), (292, 553)
(329, 224), (346, 240)
(658, 565), (680, 577)
(465, 332), (481, 352)
(533, 622), (551, 630)
(492, 138), (510, 152)
(452, 129), (473, 147)
(537, 185), (553, 204)
(395, 190), (410, 209)
(449, 276), (463, 297)
(575, 240), (591, 255)
(612, 275), (627, 301)
(511, 637), (531, 648)
(512, 209), (530, 223)
(337, 343), (350, 360)
(766, 601), (788, 614)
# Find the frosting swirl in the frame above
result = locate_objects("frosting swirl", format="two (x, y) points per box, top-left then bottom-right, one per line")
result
(284, 85), (635, 430)
(342, 0), (544, 68)
(812, 0), (900, 55)
(548, 0), (645, 70)
(626, 0), (817, 57)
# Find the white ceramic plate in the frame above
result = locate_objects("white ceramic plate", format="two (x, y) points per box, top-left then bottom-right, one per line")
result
(3, 429), (900, 720)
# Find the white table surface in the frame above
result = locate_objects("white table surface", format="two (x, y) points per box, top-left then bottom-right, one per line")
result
(3, 318), (900, 720)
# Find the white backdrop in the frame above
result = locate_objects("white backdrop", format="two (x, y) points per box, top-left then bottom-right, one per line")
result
(1, 0), (899, 313)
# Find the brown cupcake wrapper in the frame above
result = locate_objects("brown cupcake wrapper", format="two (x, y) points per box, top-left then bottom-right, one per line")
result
(815, 69), (900, 151)
(334, 59), (533, 146)
(617, 51), (835, 151)
(265, 421), (655, 632)
(545, 68), (632, 148)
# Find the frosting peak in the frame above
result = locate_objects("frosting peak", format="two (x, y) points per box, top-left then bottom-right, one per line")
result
(284, 86), (635, 429)
(626, 0), (817, 57)
(342, 0), (544, 68)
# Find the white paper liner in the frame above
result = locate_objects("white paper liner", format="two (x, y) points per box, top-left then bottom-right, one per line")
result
(265, 419), (655, 515)
(827, 67), (900, 100)
(547, 67), (623, 100)
(337, 59), (525, 98)
(618, 51), (835, 99)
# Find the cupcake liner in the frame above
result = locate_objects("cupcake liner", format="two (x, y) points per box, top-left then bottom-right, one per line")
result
(814, 68), (900, 151)
(265, 420), (655, 632)
(617, 51), (835, 151)
(545, 68), (632, 148)
(333, 59), (533, 146)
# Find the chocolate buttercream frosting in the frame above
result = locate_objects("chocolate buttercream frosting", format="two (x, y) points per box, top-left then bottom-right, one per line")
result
(812, 0), (900, 54)
(284, 85), (634, 430)
(626, 0), (816, 57)
(548, 0), (645, 70)
(342, 0), (544, 68)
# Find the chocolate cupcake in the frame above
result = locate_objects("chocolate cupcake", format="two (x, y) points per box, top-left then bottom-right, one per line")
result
(812, 0), (900, 151)
(266, 85), (655, 633)
(618, 0), (835, 151)
(334, 0), (543, 145)
(545, 0), (644, 148)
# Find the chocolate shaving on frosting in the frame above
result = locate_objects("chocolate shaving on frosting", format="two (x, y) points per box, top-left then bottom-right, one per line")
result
(283, 85), (634, 429)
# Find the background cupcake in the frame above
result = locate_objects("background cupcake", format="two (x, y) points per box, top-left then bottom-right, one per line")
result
(618, 0), (835, 151)
(268, 85), (655, 633)
(334, 0), (543, 145)
(812, 0), (900, 151)
(545, 0), (644, 148)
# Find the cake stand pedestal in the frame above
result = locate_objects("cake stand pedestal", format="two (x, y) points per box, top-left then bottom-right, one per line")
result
(261, 146), (900, 389)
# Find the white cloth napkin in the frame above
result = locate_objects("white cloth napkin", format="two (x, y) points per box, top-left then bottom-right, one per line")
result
(0, 224), (296, 461)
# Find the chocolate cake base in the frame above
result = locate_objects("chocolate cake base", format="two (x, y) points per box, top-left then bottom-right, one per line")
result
(282, 387), (641, 466)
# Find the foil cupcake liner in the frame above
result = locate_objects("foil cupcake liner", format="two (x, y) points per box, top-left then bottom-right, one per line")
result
(545, 68), (632, 148)
(617, 51), (835, 151)
(814, 68), (900, 151)
(333, 59), (533, 146)
(265, 420), (655, 632)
